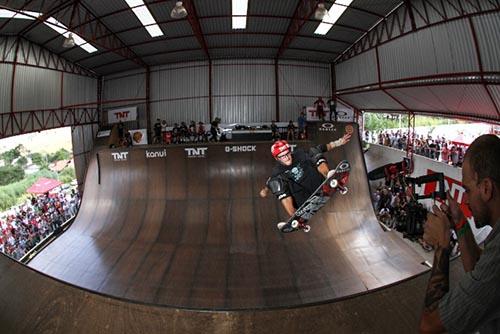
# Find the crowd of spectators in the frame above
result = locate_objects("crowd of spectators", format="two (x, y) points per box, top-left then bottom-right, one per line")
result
(365, 130), (466, 167)
(153, 119), (217, 145)
(0, 187), (80, 260)
(372, 178), (437, 251)
(116, 116), (309, 148)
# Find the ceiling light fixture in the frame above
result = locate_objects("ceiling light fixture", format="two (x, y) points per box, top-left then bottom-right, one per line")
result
(314, 0), (354, 35)
(171, 1), (188, 19)
(0, 9), (97, 53)
(314, 3), (327, 20)
(125, 0), (164, 37)
(62, 33), (75, 48)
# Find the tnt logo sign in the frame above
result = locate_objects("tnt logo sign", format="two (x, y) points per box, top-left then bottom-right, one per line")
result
(423, 169), (471, 218)
(185, 147), (208, 158)
(319, 123), (336, 132)
(289, 144), (297, 152)
(111, 151), (129, 161)
(114, 111), (129, 119)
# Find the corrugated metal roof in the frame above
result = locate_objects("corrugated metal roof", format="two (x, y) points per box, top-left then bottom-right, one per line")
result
(281, 49), (333, 63)
(209, 48), (277, 60)
(337, 7), (379, 31)
(194, 0), (229, 17)
(1, 0), (497, 123)
(341, 90), (403, 109)
(143, 50), (207, 65)
(0, 0), (405, 74)
(354, 0), (402, 16)
(336, 48), (378, 90)
(487, 85), (500, 115)
(0, 64), (12, 115)
(249, 0), (298, 17)
(473, 12), (500, 72)
(378, 18), (478, 82)
(206, 34), (282, 48)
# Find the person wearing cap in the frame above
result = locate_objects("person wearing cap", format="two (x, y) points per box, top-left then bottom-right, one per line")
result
(260, 133), (351, 229)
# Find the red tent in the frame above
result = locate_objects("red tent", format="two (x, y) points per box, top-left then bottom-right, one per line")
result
(450, 133), (472, 147)
(26, 177), (62, 194)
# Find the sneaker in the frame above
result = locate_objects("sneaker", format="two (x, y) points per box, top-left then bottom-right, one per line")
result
(327, 169), (336, 179)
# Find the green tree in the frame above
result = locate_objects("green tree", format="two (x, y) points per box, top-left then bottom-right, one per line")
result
(364, 113), (459, 132)
(30, 152), (43, 165)
(49, 148), (71, 163)
(1, 144), (24, 164)
(0, 165), (25, 185)
(0, 169), (58, 211)
(59, 167), (76, 184)
(15, 156), (28, 167)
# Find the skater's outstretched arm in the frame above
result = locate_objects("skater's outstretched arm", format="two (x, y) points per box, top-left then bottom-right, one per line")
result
(326, 133), (352, 151)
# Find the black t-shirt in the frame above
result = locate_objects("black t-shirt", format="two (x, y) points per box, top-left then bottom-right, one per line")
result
(154, 122), (162, 135)
(269, 145), (327, 208)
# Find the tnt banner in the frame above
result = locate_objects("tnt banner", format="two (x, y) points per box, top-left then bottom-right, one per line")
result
(306, 103), (354, 122)
(107, 106), (137, 124)
(129, 129), (148, 145)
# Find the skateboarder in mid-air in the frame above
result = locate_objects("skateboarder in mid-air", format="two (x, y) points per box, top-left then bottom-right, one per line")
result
(260, 133), (352, 229)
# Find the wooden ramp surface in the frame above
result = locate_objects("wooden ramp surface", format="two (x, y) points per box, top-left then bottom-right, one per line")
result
(28, 123), (427, 310)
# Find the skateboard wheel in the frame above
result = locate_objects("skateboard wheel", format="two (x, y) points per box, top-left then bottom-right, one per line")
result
(340, 186), (348, 195)
(329, 179), (338, 188)
(303, 225), (311, 233)
(291, 220), (299, 228)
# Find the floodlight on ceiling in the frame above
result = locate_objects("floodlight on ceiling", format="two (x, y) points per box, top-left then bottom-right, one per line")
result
(314, 0), (354, 35)
(62, 33), (75, 48)
(315, 3), (327, 20)
(0, 9), (96, 53)
(171, 1), (187, 19)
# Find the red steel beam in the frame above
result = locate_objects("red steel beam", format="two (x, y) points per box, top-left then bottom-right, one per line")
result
(277, 0), (320, 58)
(183, 0), (210, 59)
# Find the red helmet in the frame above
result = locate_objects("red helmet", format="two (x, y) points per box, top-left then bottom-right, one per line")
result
(271, 140), (290, 158)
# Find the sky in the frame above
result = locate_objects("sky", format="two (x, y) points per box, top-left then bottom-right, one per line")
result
(0, 127), (73, 155)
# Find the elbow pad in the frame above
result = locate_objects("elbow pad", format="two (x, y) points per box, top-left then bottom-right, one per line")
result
(267, 177), (288, 199)
(309, 145), (327, 166)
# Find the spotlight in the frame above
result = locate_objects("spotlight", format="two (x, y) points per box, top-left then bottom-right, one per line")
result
(62, 33), (75, 48)
(315, 3), (327, 20)
(171, 1), (187, 19)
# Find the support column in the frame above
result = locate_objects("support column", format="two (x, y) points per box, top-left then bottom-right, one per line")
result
(209, 60), (213, 122)
(406, 111), (415, 172)
(275, 59), (280, 122)
(97, 76), (103, 127)
(330, 63), (337, 121)
(146, 66), (151, 142)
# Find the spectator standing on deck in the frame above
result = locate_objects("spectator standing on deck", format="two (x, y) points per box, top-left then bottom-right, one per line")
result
(298, 109), (307, 139)
(286, 120), (296, 141)
(153, 119), (162, 144)
(313, 97), (326, 121)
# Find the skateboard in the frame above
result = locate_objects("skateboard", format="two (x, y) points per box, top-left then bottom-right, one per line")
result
(278, 160), (351, 233)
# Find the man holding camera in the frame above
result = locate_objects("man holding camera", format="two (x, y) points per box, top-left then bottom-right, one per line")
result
(419, 134), (500, 334)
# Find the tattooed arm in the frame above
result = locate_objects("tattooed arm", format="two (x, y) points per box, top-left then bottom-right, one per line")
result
(419, 246), (450, 333)
(419, 205), (452, 333)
